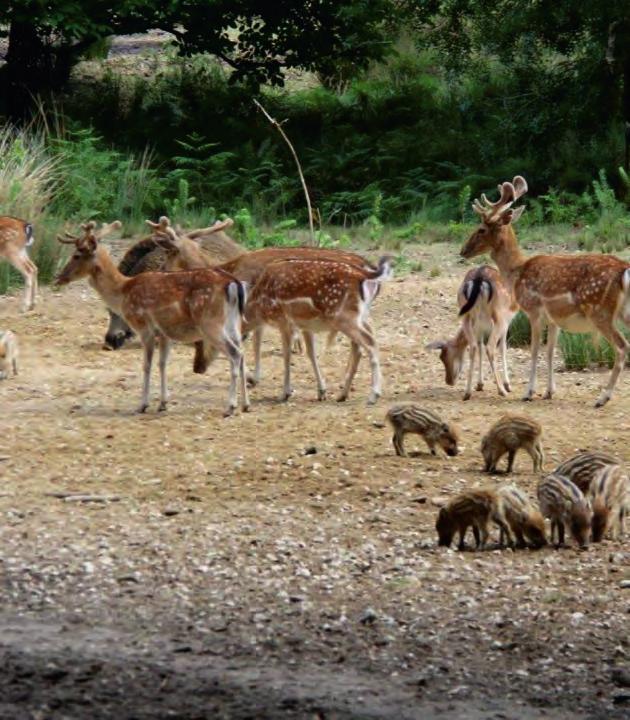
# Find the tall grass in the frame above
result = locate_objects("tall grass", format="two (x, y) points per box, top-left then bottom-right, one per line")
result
(559, 329), (630, 370)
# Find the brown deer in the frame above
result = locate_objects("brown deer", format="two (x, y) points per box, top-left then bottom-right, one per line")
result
(460, 176), (630, 407)
(150, 216), (379, 387)
(242, 256), (392, 403)
(55, 221), (249, 416)
(0, 216), (37, 311)
(427, 265), (517, 400)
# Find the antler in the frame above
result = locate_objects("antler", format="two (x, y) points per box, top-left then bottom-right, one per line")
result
(472, 177), (528, 224)
(57, 234), (77, 244)
(512, 175), (528, 200)
(186, 218), (234, 240)
(145, 215), (171, 232)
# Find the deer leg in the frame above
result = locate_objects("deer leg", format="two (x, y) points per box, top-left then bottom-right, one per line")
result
(485, 333), (506, 397)
(279, 325), (294, 402)
(500, 329), (511, 391)
(338, 341), (361, 402)
(220, 336), (241, 417)
(462, 342), (476, 401)
(247, 327), (264, 387)
(156, 335), (171, 411)
(544, 323), (558, 399)
(302, 331), (327, 401)
(523, 314), (543, 401)
(593, 323), (628, 407)
(138, 332), (155, 413)
(339, 320), (380, 404)
(475, 339), (484, 391)
(8, 250), (36, 312)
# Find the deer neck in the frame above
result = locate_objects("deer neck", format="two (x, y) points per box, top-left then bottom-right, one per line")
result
(88, 247), (127, 314)
(490, 226), (526, 291)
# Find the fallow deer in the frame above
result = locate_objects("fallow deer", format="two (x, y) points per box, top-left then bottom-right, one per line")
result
(427, 265), (517, 400)
(460, 176), (630, 407)
(55, 221), (249, 416)
(150, 216), (379, 387)
(0, 216), (37, 311)
(242, 256), (392, 404)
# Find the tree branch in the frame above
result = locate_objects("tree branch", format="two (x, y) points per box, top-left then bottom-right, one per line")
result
(253, 98), (316, 245)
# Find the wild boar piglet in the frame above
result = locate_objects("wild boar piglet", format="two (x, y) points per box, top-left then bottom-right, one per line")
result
(481, 415), (543, 474)
(555, 451), (621, 494)
(497, 484), (547, 548)
(589, 465), (629, 542)
(537, 473), (592, 548)
(435, 488), (513, 550)
(386, 404), (459, 458)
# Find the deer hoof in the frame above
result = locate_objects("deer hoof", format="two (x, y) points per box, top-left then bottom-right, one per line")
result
(246, 374), (259, 387)
(280, 390), (293, 402)
(136, 404), (149, 414)
(498, 388), (507, 397)
(594, 395), (609, 408)
(367, 393), (380, 406)
(522, 394), (533, 402)
(242, 403), (251, 413)
(463, 392), (471, 401)
(317, 389), (327, 401)
(503, 382), (512, 392)
(336, 393), (348, 403)
(158, 401), (168, 412)
(223, 405), (236, 418)
(475, 382), (484, 391)
(543, 391), (553, 400)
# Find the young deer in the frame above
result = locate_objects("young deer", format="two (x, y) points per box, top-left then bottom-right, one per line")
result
(55, 221), (249, 416)
(0, 216), (37, 311)
(243, 256), (392, 404)
(427, 265), (516, 400)
(460, 176), (630, 407)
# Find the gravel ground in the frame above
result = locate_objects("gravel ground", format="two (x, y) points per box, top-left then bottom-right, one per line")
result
(0, 241), (629, 719)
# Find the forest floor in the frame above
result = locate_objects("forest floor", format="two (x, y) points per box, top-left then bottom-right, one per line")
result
(0, 241), (629, 719)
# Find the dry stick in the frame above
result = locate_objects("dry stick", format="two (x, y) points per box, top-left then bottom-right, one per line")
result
(45, 492), (123, 503)
(253, 98), (316, 246)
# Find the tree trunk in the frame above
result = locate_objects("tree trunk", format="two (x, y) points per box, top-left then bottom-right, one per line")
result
(0, 18), (77, 120)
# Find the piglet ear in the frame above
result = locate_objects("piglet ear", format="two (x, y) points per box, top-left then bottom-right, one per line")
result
(425, 340), (445, 351)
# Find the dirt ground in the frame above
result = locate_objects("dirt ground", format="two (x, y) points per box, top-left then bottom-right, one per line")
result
(1, 241), (629, 719)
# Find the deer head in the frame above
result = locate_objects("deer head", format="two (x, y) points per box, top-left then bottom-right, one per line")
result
(460, 176), (528, 259)
(55, 220), (122, 285)
(425, 339), (464, 386)
(146, 215), (213, 271)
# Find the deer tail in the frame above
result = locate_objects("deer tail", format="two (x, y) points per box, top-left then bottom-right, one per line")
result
(459, 275), (493, 316)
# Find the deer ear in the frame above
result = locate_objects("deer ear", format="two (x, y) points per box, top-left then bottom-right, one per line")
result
(425, 340), (446, 351)
(511, 206), (525, 223)
(501, 209), (514, 225)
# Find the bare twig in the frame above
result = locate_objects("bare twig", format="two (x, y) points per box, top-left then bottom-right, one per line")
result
(253, 98), (316, 245)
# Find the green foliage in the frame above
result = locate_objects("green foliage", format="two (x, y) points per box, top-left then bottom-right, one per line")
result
(559, 330), (630, 371)
(507, 311), (531, 348)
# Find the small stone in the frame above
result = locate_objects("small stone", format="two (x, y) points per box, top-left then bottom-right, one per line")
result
(612, 668), (630, 688)
(303, 446), (317, 455)
(163, 508), (180, 517)
(359, 608), (378, 625)
(619, 580), (630, 589)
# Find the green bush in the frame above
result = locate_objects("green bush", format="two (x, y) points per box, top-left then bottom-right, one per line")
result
(507, 311), (531, 347)
(559, 329), (630, 370)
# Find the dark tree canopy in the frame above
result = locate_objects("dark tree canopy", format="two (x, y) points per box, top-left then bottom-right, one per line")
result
(0, 0), (393, 118)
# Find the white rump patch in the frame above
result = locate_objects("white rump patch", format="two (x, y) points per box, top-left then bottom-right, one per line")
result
(362, 279), (381, 305)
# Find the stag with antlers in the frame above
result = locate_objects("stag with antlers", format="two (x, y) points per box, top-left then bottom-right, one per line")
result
(56, 221), (249, 416)
(460, 176), (630, 407)
(0, 216), (37, 311)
